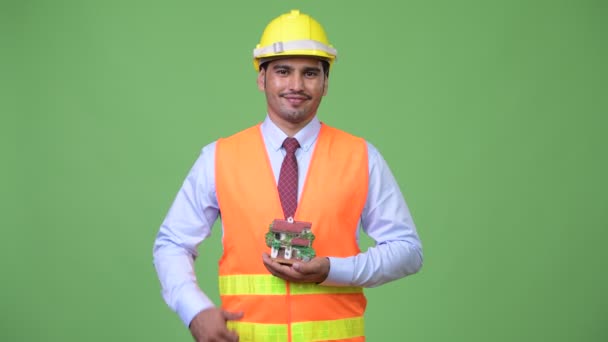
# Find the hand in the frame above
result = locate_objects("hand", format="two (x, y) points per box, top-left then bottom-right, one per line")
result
(262, 253), (330, 283)
(189, 307), (244, 342)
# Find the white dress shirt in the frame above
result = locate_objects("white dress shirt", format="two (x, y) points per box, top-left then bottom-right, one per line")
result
(153, 116), (423, 326)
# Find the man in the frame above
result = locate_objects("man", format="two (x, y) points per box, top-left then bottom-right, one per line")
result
(153, 9), (423, 342)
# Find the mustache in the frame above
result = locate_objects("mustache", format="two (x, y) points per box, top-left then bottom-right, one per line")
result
(280, 91), (312, 100)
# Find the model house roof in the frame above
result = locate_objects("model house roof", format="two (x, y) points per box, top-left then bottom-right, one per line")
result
(271, 219), (311, 233)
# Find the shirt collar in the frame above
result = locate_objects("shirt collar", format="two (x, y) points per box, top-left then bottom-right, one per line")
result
(261, 115), (321, 152)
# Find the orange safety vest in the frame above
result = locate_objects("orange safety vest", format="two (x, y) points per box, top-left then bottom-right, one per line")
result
(215, 123), (369, 342)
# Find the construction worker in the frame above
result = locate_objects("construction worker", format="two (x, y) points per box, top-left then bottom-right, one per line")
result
(153, 9), (423, 342)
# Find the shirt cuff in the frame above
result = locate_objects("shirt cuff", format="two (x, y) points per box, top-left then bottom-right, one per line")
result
(319, 257), (354, 286)
(175, 284), (216, 327)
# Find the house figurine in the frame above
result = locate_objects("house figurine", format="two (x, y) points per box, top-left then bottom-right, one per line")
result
(265, 218), (316, 265)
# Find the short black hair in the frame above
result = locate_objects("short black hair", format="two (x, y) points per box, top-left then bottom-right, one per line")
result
(260, 59), (330, 77)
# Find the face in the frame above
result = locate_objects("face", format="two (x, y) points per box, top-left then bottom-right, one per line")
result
(257, 57), (328, 132)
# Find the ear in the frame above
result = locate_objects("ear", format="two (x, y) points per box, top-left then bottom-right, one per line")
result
(257, 69), (266, 91)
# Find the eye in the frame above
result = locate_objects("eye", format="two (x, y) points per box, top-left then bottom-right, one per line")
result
(304, 71), (319, 78)
(275, 69), (289, 76)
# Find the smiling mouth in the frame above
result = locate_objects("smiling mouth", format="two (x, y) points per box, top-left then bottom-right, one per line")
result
(284, 97), (307, 106)
(281, 93), (311, 106)
(281, 92), (312, 100)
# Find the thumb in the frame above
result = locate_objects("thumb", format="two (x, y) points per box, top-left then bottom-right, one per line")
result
(294, 257), (330, 276)
(222, 310), (244, 321)
(292, 260), (317, 274)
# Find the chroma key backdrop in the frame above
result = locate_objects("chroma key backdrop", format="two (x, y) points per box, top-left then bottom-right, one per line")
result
(2, 1), (606, 341)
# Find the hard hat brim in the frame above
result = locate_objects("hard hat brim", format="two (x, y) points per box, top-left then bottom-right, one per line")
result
(255, 52), (335, 71)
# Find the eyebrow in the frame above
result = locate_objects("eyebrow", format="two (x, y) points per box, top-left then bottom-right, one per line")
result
(272, 64), (322, 73)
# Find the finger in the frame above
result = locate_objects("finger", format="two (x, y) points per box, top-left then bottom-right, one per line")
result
(262, 253), (278, 270)
(262, 255), (280, 274)
(279, 269), (306, 282)
(219, 328), (239, 342)
(263, 255), (292, 273)
(293, 258), (329, 283)
(262, 253), (314, 282)
(222, 310), (244, 321)
(294, 256), (325, 273)
(273, 263), (299, 277)
(264, 262), (300, 281)
(262, 253), (280, 267)
(291, 261), (310, 274)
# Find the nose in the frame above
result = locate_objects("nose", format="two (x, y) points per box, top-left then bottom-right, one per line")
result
(288, 73), (304, 92)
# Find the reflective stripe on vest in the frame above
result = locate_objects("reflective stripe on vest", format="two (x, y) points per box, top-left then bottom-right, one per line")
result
(219, 274), (363, 296)
(227, 317), (364, 342)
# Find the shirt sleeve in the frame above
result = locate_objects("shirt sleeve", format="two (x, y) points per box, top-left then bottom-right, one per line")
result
(152, 142), (219, 327)
(321, 142), (423, 287)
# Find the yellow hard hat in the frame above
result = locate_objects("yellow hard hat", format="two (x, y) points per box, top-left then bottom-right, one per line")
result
(253, 9), (337, 71)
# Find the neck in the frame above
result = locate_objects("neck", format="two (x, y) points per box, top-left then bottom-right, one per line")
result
(268, 115), (315, 137)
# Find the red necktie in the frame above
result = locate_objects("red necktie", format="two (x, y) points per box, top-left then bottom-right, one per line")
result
(278, 137), (300, 219)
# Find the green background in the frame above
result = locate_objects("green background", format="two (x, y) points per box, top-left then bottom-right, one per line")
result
(2, 0), (607, 341)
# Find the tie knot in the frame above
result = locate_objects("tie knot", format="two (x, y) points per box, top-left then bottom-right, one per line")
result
(282, 137), (300, 154)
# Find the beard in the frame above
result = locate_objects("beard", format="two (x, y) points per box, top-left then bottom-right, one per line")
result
(266, 91), (321, 125)
(279, 108), (314, 124)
